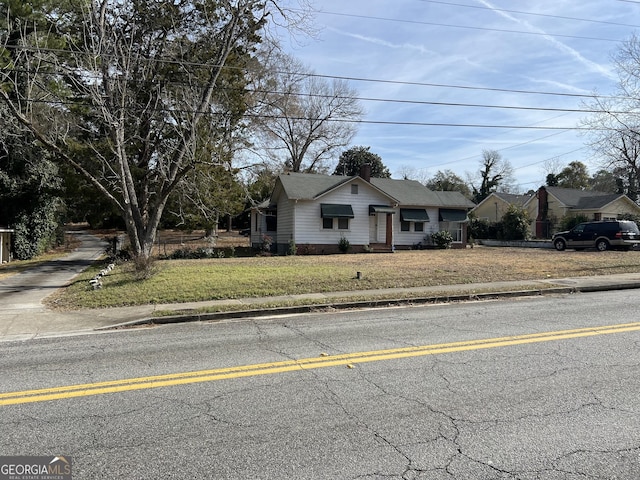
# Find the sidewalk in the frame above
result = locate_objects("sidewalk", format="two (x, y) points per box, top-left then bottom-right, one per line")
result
(2, 272), (640, 343)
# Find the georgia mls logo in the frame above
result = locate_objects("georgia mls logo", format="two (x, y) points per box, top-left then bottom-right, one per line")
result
(0, 456), (72, 480)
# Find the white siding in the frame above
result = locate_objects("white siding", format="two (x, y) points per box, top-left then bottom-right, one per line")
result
(294, 179), (393, 246)
(394, 206), (439, 247)
(249, 210), (264, 246)
(276, 199), (293, 241)
(274, 198), (294, 252)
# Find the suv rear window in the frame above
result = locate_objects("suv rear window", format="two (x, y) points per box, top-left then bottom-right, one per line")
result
(620, 221), (640, 234)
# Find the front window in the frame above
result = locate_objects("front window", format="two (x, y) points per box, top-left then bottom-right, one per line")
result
(401, 221), (410, 232)
(441, 222), (463, 242)
(338, 218), (349, 230)
(415, 222), (424, 232)
(323, 218), (333, 229)
(266, 215), (277, 232)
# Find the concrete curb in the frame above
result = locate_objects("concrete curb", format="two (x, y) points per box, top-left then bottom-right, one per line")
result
(100, 281), (640, 331)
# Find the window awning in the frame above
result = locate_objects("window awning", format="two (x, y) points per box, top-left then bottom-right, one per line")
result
(369, 205), (396, 215)
(321, 203), (354, 218)
(400, 208), (429, 222)
(439, 209), (468, 222)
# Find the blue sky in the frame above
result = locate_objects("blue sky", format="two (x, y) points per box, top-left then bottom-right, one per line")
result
(279, 0), (640, 192)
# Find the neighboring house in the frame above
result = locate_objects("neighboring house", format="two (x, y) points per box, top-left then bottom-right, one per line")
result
(0, 227), (14, 263)
(470, 192), (533, 223)
(533, 186), (640, 238)
(250, 167), (475, 254)
(471, 187), (640, 239)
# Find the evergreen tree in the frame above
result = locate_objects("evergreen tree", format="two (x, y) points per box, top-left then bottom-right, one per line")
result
(332, 146), (391, 178)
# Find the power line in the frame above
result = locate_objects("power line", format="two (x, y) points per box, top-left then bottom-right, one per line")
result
(283, 91), (620, 114)
(290, 73), (622, 100)
(417, 0), (640, 29)
(315, 10), (623, 43)
(9, 97), (602, 130)
(4, 46), (629, 101)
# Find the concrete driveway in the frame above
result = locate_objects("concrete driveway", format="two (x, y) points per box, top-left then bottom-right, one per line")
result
(0, 232), (107, 312)
(0, 232), (107, 331)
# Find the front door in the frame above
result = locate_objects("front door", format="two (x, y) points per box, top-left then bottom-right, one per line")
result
(369, 213), (393, 246)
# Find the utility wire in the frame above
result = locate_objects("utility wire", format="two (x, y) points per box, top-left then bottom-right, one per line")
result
(315, 10), (623, 43)
(3, 44), (630, 101)
(416, 0), (640, 29)
(3, 63), (629, 103)
(6, 97), (601, 130)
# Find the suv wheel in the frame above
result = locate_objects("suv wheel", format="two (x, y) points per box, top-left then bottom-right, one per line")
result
(554, 238), (566, 251)
(595, 239), (609, 251)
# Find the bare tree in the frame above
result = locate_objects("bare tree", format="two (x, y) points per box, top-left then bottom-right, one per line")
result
(470, 150), (515, 203)
(0, 0), (310, 271)
(397, 165), (430, 184)
(425, 169), (472, 198)
(252, 49), (363, 173)
(581, 34), (640, 200)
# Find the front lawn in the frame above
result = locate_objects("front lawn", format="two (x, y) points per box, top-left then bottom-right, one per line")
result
(46, 247), (640, 309)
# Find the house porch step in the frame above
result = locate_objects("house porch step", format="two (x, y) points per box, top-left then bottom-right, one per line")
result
(369, 243), (393, 253)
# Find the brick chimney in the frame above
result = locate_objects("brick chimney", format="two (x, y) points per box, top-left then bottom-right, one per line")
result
(360, 163), (371, 182)
(536, 186), (548, 238)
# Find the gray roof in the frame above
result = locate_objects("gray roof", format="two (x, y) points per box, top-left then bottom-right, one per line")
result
(369, 177), (438, 205)
(275, 173), (474, 208)
(493, 192), (532, 206)
(277, 173), (351, 200)
(546, 186), (624, 209)
(432, 190), (476, 208)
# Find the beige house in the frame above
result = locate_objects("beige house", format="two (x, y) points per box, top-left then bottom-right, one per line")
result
(533, 186), (640, 238)
(470, 192), (533, 223)
(472, 187), (640, 239)
(0, 228), (14, 263)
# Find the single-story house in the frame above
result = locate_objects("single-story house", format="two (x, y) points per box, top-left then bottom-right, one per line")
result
(250, 167), (475, 254)
(471, 186), (640, 238)
(533, 186), (640, 238)
(470, 192), (533, 223)
(0, 227), (14, 263)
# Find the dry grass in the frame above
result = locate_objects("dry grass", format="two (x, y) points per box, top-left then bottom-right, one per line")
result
(46, 246), (640, 310)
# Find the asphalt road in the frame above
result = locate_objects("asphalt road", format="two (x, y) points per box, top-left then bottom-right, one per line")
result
(1, 289), (639, 479)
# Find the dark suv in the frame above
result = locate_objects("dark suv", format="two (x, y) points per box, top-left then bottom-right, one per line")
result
(552, 220), (640, 251)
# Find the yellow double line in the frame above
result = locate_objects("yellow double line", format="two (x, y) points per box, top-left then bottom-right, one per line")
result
(2, 321), (640, 407)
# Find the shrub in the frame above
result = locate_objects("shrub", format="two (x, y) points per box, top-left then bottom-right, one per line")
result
(618, 212), (640, 224)
(468, 217), (491, 240)
(261, 234), (273, 253)
(338, 235), (351, 253)
(288, 239), (297, 256)
(559, 214), (589, 232)
(431, 230), (453, 249)
(500, 204), (531, 240)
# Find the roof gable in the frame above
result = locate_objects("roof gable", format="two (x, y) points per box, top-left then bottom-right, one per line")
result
(275, 173), (352, 200)
(470, 192), (521, 211)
